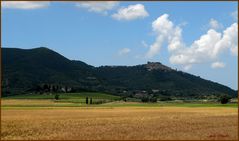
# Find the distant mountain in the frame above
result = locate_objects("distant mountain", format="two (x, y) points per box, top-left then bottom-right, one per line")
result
(95, 62), (237, 98)
(1, 47), (237, 98)
(2, 47), (98, 95)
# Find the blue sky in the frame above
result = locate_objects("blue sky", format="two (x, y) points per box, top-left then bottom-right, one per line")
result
(2, 1), (238, 90)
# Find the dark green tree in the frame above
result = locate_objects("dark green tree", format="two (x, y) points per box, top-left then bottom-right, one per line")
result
(43, 84), (49, 92)
(55, 94), (59, 100)
(219, 95), (231, 104)
(52, 85), (56, 92)
(90, 97), (93, 104)
(56, 85), (59, 92)
(124, 98), (127, 102)
(86, 97), (89, 104)
(150, 97), (157, 103)
(141, 97), (149, 102)
(159, 96), (172, 101)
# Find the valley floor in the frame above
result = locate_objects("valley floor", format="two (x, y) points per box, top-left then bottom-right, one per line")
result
(1, 100), (238, 140)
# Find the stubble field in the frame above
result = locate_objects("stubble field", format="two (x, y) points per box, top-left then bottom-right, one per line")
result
(1, 104), (238, 140)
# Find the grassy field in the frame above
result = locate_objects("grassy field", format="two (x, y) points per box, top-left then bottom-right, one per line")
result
(3, 92), (120, 100)
(2, 92), (121, 104)
(1, 99), (238, 108)
(1, 93), (238, 140)
(2, 92), (238, 108)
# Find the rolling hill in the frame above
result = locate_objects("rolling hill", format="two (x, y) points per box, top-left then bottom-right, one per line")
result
(1, 47), (237, 98)
(2, 47), (98, 95)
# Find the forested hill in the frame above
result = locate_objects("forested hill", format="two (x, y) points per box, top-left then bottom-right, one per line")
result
(2, 47), (237, 98)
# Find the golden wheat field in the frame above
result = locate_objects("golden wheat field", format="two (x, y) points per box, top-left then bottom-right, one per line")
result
(1, 104), (238, 140)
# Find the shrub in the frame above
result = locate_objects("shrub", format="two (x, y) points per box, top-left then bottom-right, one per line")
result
(219, 95), (231, 104)
(141, 97), (149, 102)
(150, 97), (157, 103)
(93, 100), (108, 104)
(159, 96), (172, 101)
(124, 98), (127, 102)
(54, 94), (59, 100)
(141, 96), (157, 103)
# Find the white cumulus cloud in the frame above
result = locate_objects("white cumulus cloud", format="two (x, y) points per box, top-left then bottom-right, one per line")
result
(213, 23), (238, 57)
(118, 48), (131, 56)
(1, 1), (49, 9)
(209, 18), (223, 30)
(146, 14), (238, 70)
(231, 47), (238, 56)
(146, 14), (184, 58)
(211, 62), (225, 69)
(169, 23), (238, 69)
(76, 1), (119, 15)
(231, 10), (238, 21)
(112, 4), (149, 21)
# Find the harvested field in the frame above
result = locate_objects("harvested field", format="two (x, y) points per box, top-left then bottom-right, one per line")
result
(1, 107), (238, 140)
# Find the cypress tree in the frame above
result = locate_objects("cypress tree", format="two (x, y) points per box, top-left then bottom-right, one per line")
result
(86, 97), (88, 104)
(90, 97), (92, 104)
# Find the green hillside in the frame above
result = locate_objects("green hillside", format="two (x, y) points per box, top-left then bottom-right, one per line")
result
(95, 64), (237, 98)
(2, 47), (237, 99)
(2, 47), (99, 95)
